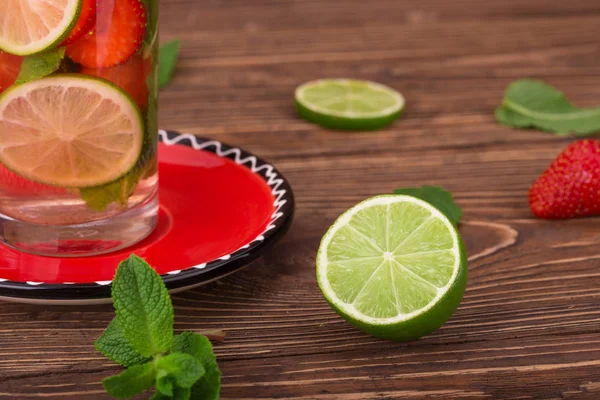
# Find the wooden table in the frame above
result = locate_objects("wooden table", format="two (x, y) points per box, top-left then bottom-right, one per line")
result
(2, 0), (600, 398)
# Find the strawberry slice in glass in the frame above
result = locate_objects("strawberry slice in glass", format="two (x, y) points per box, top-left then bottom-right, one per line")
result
(0, 51), (22, 94)
(61, 0), (98, 46)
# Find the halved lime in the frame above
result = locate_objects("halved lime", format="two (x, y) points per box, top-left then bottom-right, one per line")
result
(295, 79), (405, 130)
(0, 75), (143, 188)
(0, 0), (82, 55)
(317, 195), (467, 341)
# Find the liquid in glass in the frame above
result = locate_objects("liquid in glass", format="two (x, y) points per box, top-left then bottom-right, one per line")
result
(0, 0), (159, 256)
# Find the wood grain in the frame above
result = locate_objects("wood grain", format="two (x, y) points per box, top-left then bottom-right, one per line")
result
(2, 0), (600, 398)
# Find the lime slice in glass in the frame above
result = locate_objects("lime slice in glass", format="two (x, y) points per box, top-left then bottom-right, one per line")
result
(0, 0), (82, 55)
(0, 75), (143, 188)
(295, 79), (405, 130)
(317, 195), (468, 341)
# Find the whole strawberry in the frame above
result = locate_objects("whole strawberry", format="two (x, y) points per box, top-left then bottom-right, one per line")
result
(529, 140), (600, 219)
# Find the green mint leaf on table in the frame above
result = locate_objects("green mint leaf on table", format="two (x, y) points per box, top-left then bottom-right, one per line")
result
(112, 254), (174, 357)
(103, 362), (156, 399)
(159, 40), (181, 88)
(394, 186), (462, 226)
(157, 353), (205, 389)
(173, 332), (222, 400)
(495, 79), (600, 135)
(151, 387), (191, 400)
(95, 319), (150, 367)
(16, 47), (65, 84)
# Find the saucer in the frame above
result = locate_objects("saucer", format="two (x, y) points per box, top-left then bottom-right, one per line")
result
(0, 130), (294, 304)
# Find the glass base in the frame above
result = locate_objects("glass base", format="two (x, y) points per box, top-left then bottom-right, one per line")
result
(0, 192), (159, 258)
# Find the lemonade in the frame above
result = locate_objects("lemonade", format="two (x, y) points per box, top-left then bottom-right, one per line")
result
(0, 0), (159, 256)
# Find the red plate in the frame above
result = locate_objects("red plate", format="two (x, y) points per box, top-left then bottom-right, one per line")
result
(0, 131), (294, 304)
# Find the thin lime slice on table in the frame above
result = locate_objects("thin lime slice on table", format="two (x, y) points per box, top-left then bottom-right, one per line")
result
(0, 75), (143, 188)
(295, 79), (405, 130)
(317, 195), (468, 341)
(0, 0), (82, 55)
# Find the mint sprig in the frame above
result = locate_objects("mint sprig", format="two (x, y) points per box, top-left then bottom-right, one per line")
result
(394, 186), (462, 226)
(96, 255), (222, 399)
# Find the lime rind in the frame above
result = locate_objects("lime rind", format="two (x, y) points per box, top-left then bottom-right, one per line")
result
(0, 74), (144, 188)
(0, 0), (82, 56)
(296, 79), (405, 131)
(317, 195), (468, 341)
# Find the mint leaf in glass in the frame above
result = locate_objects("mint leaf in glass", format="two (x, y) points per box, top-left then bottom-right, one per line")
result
(159, 40), (181, 88)
(173, 332), (222, 400)
(95, 318), (150, 367)
(156, 353), (205, 389)
(80, 178), (130, 212)
(16, 48), (65, 84)
(112, 254), (174, 357)
(496, 79), (600, 135)
(80, 164), (147, 212)
(102, 362), (156, 399)
(394, 186), (462, 226)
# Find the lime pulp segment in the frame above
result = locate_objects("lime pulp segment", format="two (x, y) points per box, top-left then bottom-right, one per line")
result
(317, 195), (467, 340)
(295, 79), (405, 130)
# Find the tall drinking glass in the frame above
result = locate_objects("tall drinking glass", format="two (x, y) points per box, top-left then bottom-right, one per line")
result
(0, 0), (159, 256)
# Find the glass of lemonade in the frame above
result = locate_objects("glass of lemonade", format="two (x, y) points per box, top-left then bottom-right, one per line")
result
(0, 0), (159, 257)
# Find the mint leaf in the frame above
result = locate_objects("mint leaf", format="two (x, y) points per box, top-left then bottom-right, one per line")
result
(16, 48), (65, 84)
(173, 332), (221, 400)
(156, 353), (205, 389)
(80, 178), (130, 212)
(155, 370), (174, 396)
(394, 186), (462, 226)
(173, 387), (192, 400)
(152, 385), (191, 400)
(150, 393), (172, 400)
(102, 362), (156, 399)
(95, 318), (150, 367)
(159, 40), (181, 88)
(80, 146), (156, 212)
(112, 255), (174, 358)
(496, 79), (600, 135)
